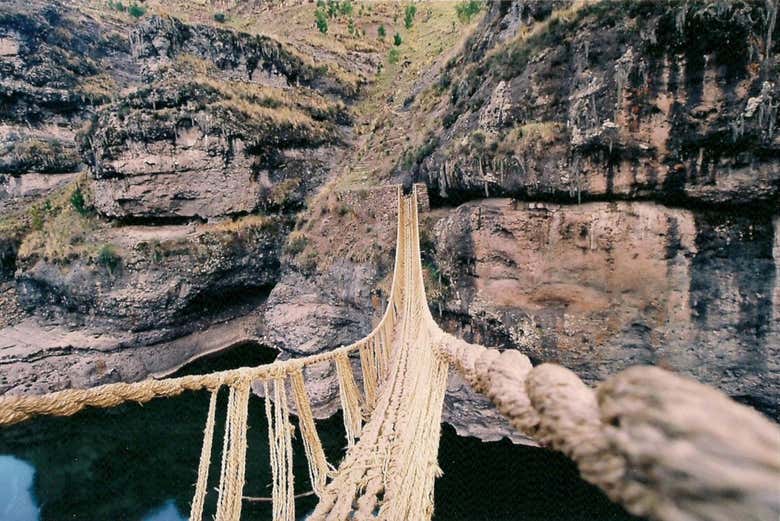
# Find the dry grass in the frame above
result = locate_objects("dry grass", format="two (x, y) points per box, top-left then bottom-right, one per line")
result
(17, 178), (104, 264)
(482, 0), (595, 65)
(196, 214), (275, 235)
(335, 1), (483, 191)
(78, 72), (119, 103)
(496, 121), (562, 155)
(170, 54), (343, 133)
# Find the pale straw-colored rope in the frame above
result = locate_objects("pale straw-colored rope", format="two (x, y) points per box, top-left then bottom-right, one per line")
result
(215, 382), (251, 521)
(335, 352), (364, 447)
(290, 369), (332, 497)
(359, 342), (379, 413)
(308, 188), (451, 521)
(189, 387), (219, 521)
(264, 378), (296, 521)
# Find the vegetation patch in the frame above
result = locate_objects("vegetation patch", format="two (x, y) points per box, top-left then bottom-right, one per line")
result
(284, 231), (309, 256)
(5, 139), (80, 174)
(17, 179), (105, 266)
(97, 244), (121, 274)
(455, 0), (482, 24)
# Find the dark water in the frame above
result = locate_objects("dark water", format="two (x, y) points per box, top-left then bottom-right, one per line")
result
(0, 343), (640, 521)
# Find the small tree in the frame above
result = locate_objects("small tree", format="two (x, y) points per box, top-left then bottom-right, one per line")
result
(378, 24), (386, 39)
(326, 0), (339, 18)
(404, 4), (416, 29)
(388, 48), (400, 64)
(315, 8), (329, 33)
(348, 17), (356, 36)
(213, 12), (226, 23)
(455, 0), (482, 24)
(393, 32), (402, 46)
(128, 3), (145, 17)
(97, 245), (121, 274)
(339, 0), (353, 16)
(70, 186), (89, 216)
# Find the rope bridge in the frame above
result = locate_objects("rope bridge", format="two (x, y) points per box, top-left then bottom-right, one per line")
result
(0, 187), (778, 521)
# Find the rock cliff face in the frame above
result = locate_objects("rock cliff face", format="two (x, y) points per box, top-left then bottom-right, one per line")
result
(414, 1), (779, 209)
(431, 199), (778, 417)
(0, 0), (362, 393)
(397, 0), (780, 420)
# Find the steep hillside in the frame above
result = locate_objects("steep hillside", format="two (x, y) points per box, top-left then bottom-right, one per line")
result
(279, 0), (780, 424)
(0, 0), (373, 389)
(0, 0), (480, 416)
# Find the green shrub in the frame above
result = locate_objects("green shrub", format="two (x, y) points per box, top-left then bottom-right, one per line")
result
(325, 0), (339, 18)
(97, 244), (121, 273)
(455, 0), (481, 23)
(348, 17), (356, 36)
(315, 8), (329, 33)
(378, 24), (386, 39)
(70, 186), (89, 216)
(213, 12), (226, 22)
(339, 0), (353, 16)
(393, 32), (402, 46)
(128, 4), (145, 17)
(29, 205), (45, 232)
(404, 4), (416, 29)
(388, 48), (400, 64)
(108, 0), (126, 12)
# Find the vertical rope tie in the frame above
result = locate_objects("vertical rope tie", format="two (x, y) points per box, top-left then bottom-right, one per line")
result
(336, 352), (364, 447)
(189, 387), (219, 521)
(359, 343), (379, 414)
(290, 369), (332, 497)
(215, 382), (251, 521)
(264, 378), (296, 521)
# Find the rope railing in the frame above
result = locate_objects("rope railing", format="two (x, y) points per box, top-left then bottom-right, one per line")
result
(436, 334), (780, 521)
(1, 184), (778, 521)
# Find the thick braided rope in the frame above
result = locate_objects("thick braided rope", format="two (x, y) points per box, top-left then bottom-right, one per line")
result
(264, 378), (296, 521)
(358, 342), (379, 413)
(290, 369), (332, 497)
(438, 338), (780, 521)
(189, 387), (219, 521)
(0, 349), (346, 426)
(335, 352), (364, 448)
(215, 382), (250, 521)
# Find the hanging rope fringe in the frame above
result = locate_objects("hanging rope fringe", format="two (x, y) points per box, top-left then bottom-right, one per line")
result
(335, 352), (363, 447)
(359, 343), (378, 414)
(189, 387), (219, 521)
(215, 383), (250, 521)
(290, 369), (332, 497)
(264, 379), (296, 521)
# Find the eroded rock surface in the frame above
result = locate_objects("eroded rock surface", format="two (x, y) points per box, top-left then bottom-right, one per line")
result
(430, 199), (779, 418)
(414, 1), (779, 209)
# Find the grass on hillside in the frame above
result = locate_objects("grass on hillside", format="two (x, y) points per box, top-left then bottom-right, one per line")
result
(16, 178), (106, 265)
(335, 1), (483, 190)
